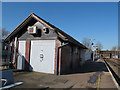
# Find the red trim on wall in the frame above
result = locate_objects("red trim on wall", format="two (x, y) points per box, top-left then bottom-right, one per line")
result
(25, 41), (31, 71)
(54, 40), (61, 74)
(59, 48), (61, 74)
(14, 41), (18, 68)
(9, 42), (12, 52)
(12, 42), (15, 64)
(9, 42), (12, 62)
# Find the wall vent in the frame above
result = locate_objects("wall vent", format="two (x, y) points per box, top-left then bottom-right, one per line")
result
(28, 26), (37, 34)
(42, 27), (49, 34)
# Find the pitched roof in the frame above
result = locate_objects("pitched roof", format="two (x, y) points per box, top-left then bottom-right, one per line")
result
(4, 13), (87, 49)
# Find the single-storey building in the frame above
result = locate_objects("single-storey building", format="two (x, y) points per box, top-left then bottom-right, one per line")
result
(4, 13), (91, 75)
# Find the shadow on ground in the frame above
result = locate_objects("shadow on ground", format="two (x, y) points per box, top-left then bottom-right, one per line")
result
(12, 59), (115, 89)
(13, 59), (109, 75)
(63, 59), (109, 75)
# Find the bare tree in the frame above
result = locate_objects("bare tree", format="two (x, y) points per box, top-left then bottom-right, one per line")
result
(111, 46), (117, 51)
(96, 42), (103, 51)
(0, 28), (10, 39)
(82, 38), (91, 49)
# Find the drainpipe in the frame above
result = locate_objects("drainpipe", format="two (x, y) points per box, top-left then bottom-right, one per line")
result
(7, 41), (10, 64)
(56, 43), (69, 75)
(13, 37), (17, 64)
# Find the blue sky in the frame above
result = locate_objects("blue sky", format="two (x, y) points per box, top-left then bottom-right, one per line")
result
(2, 2), (118, 50)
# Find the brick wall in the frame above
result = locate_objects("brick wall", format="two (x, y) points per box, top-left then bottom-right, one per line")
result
(25, 41), (31, 71)
(54, 40), (61, 74)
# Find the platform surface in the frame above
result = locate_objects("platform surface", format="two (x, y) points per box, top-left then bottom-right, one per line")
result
(11, 59), (118, 89)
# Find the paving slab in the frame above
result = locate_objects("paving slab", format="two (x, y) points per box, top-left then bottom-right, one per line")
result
(12, 59), (118, 89)
(100, 72), (117, 88)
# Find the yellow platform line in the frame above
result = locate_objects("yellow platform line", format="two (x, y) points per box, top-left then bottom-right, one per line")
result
(97, 74), (101, 90)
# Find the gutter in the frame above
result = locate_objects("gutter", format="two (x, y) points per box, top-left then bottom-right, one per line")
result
(53, 28), (68, 42)
(58, 35), (68, 41)
(56, 43), (69, 75)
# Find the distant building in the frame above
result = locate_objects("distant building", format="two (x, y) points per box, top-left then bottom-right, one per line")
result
(4, 13), (91, 75)
(100, 50), (120, 59)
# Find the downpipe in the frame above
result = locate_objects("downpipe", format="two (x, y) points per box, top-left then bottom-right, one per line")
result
(56, 43), (69, 75)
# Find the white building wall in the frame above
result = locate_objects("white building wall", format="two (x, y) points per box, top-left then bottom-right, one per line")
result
(112, 55), (118, 58)
(84, 50), (91, 61)
(17, 41), (26, 70)
(80, 49), (91, 64)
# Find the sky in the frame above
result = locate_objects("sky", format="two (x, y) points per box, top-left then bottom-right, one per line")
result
(2, 2), (118, 50)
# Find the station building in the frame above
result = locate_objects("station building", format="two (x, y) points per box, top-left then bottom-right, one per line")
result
(4, 13), (91, 75)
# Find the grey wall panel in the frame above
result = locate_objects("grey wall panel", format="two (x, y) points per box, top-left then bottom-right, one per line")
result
(18, 21), (57, 40)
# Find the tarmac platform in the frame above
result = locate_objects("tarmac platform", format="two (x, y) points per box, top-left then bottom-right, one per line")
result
(12, 59), (118, 89)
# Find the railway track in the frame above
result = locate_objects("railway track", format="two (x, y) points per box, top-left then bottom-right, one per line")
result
(106, 59), (120, 69)
(104, 58), (120, 87)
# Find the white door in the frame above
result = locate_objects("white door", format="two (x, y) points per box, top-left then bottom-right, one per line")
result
(17, 41), (26, 70)
(30, 40), (55, 74)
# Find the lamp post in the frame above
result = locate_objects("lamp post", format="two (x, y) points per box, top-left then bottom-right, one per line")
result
(93, 46), (98, 61)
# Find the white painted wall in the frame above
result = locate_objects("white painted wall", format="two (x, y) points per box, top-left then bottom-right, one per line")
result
(112, 55), (118, 58)
(80, 49), (91, 63)
(17, 41), (26, 70)
(84, 50), (91, 60)
(30, 40), (55, 74)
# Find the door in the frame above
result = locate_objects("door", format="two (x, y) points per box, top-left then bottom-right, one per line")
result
(30, 40), (55, 74)
(17, 41), (26, 70)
